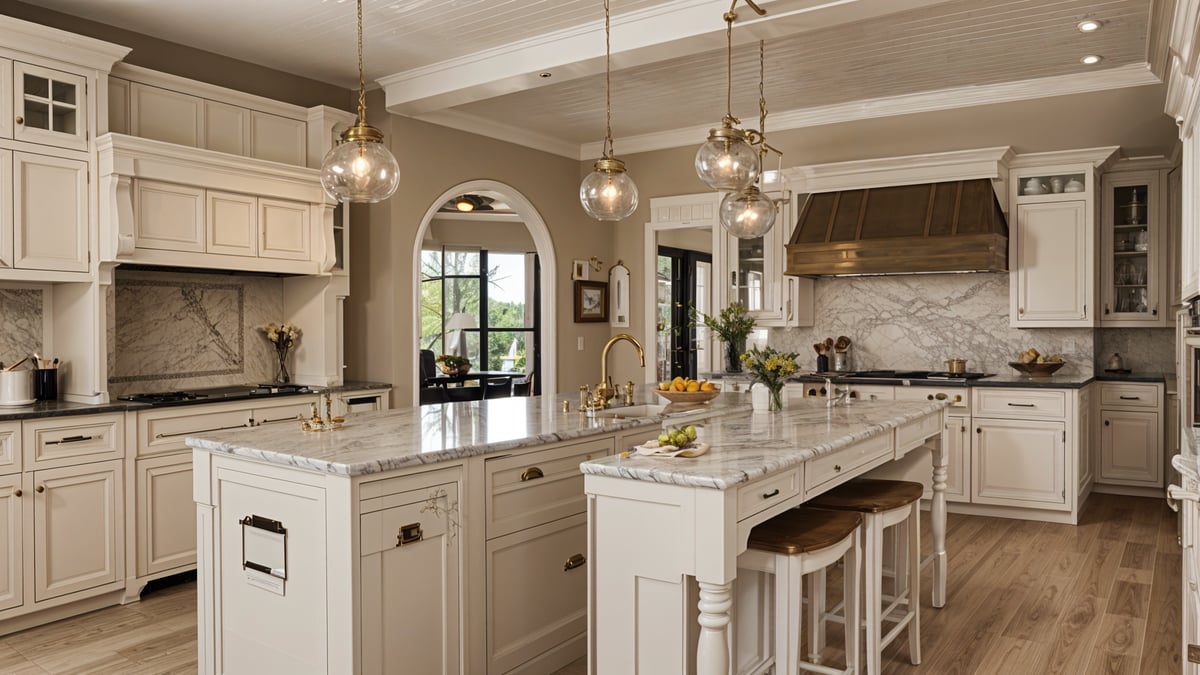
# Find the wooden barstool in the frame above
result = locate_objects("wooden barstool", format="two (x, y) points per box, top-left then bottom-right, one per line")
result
(807, 479), (923, 675)
(738, 507), (863, 675)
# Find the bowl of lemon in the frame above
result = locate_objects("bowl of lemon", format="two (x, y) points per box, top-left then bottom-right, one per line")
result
(654, 377), (720, 403)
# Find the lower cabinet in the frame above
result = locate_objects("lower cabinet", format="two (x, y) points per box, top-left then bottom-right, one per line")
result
(0, 475), (21, 613)
(33, 459), (122, 601)
(134, 453), (194, 576)
(868, 413), (969, 503)
(359, 475), (461, 675)
(972, 418), (1066, 509)
(1099, 409), (1161, 486)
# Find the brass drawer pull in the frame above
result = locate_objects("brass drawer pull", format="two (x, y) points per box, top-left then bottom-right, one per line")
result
(1006, 403), (1036, 408)
(521, 467), (544, 482)
(564, 553), (587, 571)
(1119, 395), (1141, 400)
(396, 522), (423, 547)
(156, 423), (248, 439)
(255, 415), (301, 426)
(47, 434), (95, 445)
(762, 488), (780, 499)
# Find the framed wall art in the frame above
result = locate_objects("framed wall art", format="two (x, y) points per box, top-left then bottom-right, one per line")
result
(571, 259), (588, 280)
(573, 280), (608, 322)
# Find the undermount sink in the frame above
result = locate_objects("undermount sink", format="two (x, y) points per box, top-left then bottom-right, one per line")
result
(591, 404), (670, 419)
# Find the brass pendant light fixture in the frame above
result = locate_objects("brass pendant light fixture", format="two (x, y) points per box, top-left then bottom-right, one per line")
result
(694, 0), (767, 192)
(579, 0), (639, 221)
(719, 39), (782, 239)
(320, 0), (401, 204)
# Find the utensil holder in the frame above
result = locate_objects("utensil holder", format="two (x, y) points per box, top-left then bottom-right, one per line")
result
(0, 370), (33, 406)
(34, 369), (57, 401)
(833, 351), (850, 372)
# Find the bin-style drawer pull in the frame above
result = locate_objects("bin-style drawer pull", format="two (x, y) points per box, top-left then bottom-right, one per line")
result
(47, 434), (95, 445)
(1119, 395), (1141, 400)
(396, 522), (423, 547)
(762, 488), (780, 499)
(1006, 403), (1036, 408)
(564, 553), (587, 571)
(521, 467), (544, 482)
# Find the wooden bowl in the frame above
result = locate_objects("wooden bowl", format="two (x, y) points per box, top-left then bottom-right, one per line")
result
(1008, 361), (1065, 377)
(654, 388), (720, 404)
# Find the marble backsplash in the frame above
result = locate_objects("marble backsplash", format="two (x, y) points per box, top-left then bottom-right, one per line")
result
(1095, 328), (1176, 374)
(107, 270), (286, 397)
(771, 274), (1098, 377)
(0, 287), (43, 367)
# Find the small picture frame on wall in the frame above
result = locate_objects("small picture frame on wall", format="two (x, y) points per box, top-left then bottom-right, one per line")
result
(571, 259), (589, 281)
(574, 280), (608, 322)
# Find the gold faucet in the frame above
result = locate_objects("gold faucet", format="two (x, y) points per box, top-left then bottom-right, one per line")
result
(596, 334), (645, 405)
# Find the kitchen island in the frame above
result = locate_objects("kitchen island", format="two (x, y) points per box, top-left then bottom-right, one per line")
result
(186, 392), (944, 674)
(580, 398), (948, 675)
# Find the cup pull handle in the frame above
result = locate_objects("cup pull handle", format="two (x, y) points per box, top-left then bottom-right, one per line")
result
(564, 553), (587, 571)
(396, 522), (423, 547)
(521, 467), (544, 482)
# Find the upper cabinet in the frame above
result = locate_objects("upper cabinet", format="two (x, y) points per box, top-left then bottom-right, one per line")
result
(1007, 148), (1119, 328)
(13, 62), (87, 152)
(1100, 167), (1170, 327)
(720, 191), (813, 328)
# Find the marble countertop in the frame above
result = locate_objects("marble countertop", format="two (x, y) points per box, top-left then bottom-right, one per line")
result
(186, 389), (753, 476)
(579, 398), (947, 490)
(0, 380), (393, 422)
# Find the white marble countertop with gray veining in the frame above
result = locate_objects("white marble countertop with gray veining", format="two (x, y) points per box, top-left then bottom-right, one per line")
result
(580, 398), (947, 490)
(184, 390), (752, 476)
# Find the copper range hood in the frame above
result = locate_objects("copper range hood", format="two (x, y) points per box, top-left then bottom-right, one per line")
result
(785, 178), (1008, 276)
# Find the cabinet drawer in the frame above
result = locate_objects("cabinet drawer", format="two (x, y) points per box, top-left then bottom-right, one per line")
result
(139, 407), (251, 457)
(737, 468), (801, 521)
(251, 401), (310, 427)
(897, 412), (942, 457)
(24, 414), (123, 468)
(973, 388), (1066, 419)
(805, 432), (893, 497)
(486, 438), (613, 539)
(894, 386), (968, 410)
(1099, 383), (1159, 409)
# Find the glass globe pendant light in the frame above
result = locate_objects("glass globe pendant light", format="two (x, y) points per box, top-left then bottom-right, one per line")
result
(695, 1), (766, 192)
(320, 0), (400, 204)
(720, 185), (776, 238)
(580, 0), (638, 221)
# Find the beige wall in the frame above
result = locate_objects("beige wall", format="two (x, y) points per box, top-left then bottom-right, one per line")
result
(426, 218), (535, 252)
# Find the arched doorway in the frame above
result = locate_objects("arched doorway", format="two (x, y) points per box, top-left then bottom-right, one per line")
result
(410, 180), (557, 404)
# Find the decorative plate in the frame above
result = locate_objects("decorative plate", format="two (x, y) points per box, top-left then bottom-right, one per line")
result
(632, 440), (710, 458)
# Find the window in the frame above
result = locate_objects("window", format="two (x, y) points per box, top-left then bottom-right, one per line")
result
(421, 246), (539, 387)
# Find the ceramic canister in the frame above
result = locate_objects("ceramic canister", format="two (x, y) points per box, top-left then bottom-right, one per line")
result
(0, 370), (33, 405)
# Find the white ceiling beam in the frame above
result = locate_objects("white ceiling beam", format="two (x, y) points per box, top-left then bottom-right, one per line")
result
(380, 0), (959, 116)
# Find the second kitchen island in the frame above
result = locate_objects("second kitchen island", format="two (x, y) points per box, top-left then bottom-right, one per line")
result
(186, 393), (946, 674)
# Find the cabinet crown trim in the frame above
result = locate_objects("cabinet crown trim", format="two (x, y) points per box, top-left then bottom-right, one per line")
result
(112, 63), (321, 122)
(0, 15), (130, 71)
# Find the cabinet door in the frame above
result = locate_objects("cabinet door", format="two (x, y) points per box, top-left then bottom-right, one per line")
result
(135, 453), (195, 577)
(0, 58), (11, 139)
(129, 83), (203, 148)
(360, 482), (460, 675)
(249, 111), (306, 165)
(206, 190), (257, 256)
(972, 418), (1067, 509)
(0, 148), (10, 269)
(33, 459), (122, 602)
(13, 62), (87, 151)
(1012, 200), (1091, 326)
(487, 513), (587, 674)
(13, 151), (87, 272)
(203, 100), (249, 156)
(135, 180), (205, 252)
(1099, 409), (1161, 486)
(0, 475), (22, 612)
(1100, 171), (1167, 326)
(259, 198), (310, 260)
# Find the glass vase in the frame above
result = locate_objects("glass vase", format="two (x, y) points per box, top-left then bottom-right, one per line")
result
(724, 339), (746, 373)
(768, 385), (783, 412)
(275, 346), (291, 384)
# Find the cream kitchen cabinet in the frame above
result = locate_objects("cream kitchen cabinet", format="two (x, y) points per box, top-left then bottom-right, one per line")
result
(1095, 382), (1164, 490)
(0, 475), (21, 614)
(360, 472), (461, 675)
(32, 459), (123, 602)
(12, 61), (87, 152)
(10, 149), (88, 273)
(1078, 385), (1093, 494)
(1100, 168), (1170, 327)
(131, 178), (312, 263)
(973, 418), (1066, 509)
(866, 386), (970, 503)
(133, 452), (192, 578)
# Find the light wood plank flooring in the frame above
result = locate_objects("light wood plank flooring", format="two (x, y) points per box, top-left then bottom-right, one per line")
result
(0, 493), (1179, 674)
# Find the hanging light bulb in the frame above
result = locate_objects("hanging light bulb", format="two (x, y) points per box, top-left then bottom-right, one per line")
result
(695, 2), (765, 192)
(580, 0), (639, 221)
(320, 0), (400, 203)
(720, 186), (775, 238)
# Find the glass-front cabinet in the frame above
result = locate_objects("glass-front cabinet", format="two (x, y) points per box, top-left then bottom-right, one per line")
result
(12, 62), (87, 151)
(1101, 169), (1167, 327)
(720, 191), (812, 328)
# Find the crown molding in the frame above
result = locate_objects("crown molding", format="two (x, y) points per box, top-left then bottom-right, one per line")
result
(779, 146), (1015, 193)
(1006, 146), (1122, 169)
(0, 15), (129, 72)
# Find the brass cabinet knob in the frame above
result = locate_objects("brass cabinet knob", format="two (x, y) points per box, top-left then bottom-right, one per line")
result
(12, 489), (20, 498)
(14, 116), (22, 125)
(35, 485), (44, 493)
(935, 393), (948, 400)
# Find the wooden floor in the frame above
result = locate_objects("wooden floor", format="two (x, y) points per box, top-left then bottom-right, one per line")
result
(0, 493), (1179, 674)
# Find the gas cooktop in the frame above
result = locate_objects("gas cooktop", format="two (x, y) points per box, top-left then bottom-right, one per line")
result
(119, 383), (312, 407)
(841, 370), (995, 381)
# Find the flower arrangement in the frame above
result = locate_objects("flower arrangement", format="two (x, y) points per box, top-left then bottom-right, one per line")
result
(258, 322), (300, 384)
(435, 354), (471, 375)
(692, 303), (756, 372)
(740, 345), (799, 411)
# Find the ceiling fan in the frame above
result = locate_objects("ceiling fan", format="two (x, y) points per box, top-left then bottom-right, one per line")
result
(441, 194), (495, 212)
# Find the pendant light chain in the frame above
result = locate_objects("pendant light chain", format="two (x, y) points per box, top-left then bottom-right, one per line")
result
(604, 0), (614, 159)
(758, 40), (766, 140)
(724, 13), (734, 120)
(356, 0), (367, 124)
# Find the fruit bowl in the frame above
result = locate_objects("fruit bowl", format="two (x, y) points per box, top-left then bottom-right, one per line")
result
(1008, 361), (1066, 377)
(654, 388), (720, 404)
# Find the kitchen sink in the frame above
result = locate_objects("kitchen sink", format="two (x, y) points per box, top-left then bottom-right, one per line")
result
(591, 404), (670, 419)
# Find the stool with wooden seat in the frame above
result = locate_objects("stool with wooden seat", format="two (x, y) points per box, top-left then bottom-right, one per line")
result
(807, 479), (923, 675)
(738, 507), (862, 675)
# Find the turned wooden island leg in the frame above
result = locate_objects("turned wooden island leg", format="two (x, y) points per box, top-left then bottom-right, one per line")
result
(930, 439), (948, 608)
(696, 581), (733, 675)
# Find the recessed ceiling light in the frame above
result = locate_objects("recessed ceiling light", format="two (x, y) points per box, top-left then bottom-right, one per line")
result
(538, 72), (552, 78)
(1077, 19), (1103, 32)
(1081, 54), (1103, 65)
